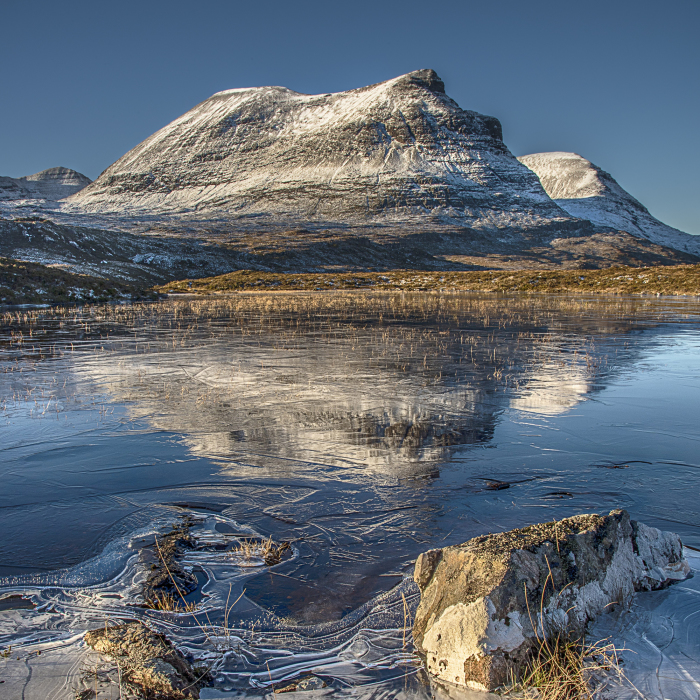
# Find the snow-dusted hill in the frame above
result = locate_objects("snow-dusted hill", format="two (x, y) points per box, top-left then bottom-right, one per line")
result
(3, 74), (696, 273)
(518, 152), (699, 255)
(69, 70), (575, 233)
(0, 167), (91, 201)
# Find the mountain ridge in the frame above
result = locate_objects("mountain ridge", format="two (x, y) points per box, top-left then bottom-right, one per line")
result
(1, 71), (697, 280)
(68, 69), (578, 236)
(0, 167), (91, 202)
(518, 152), (698, 255)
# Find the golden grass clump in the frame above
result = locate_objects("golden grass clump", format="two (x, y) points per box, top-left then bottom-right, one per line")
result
(145, 590), (178, 612)
(507, 560), (632, 700)
(145, 589), (199, 613)
(232, 536), (291, 565)
(507, 633), (626, 700)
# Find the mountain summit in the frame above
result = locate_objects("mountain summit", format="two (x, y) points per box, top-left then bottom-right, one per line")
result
(70, 70), (571, 232)
(0, 167), (91, 201)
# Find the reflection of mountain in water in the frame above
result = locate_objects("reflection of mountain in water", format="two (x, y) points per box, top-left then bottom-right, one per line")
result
(84, 346), (501, 476)
(509, 361), (591, 415)
(72, 294), (674, 475)
(2, 295), (700, 700)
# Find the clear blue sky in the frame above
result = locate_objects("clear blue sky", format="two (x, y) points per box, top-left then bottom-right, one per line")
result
(2, 0), (698, 234)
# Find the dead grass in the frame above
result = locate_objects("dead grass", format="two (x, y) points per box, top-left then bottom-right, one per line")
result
(507, 634), (625, 700)
(144, 590), (179, 612)
(145, 589), (198, 613)
(154, 265), (700, 297)
(505, 558), (633, 700)
(231, 536), (291, 565)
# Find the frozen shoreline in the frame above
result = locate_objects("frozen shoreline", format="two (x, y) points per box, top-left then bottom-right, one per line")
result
(1, 534), (698, 699)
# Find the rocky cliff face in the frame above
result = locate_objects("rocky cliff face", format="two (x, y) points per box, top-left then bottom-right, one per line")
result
(518, 152), (700, 255)
(0, 167), (91, 201)
(69, 70), (574, 233)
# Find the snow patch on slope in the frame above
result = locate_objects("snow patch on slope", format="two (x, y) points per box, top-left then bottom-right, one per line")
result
(518, 152), (700, 256)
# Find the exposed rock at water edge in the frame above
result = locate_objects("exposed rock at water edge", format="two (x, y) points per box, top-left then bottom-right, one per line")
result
(141, 517), (198, 610)
(412, 509), (690, 691)
(84, 621), (207, 698)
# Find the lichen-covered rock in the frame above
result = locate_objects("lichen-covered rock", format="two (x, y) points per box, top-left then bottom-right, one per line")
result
(412, 509), (690, 691)
(84, 621), (206, 698)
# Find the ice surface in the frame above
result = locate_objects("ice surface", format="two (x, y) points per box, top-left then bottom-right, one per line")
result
(1, 293), (700, 697)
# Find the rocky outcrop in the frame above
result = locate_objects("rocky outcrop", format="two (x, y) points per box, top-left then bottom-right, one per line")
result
(0, 167), (91, 201)
(412, 509), (690, 691)
(518, 152), (700, 256)
(69, 69), (576, 236)
(84, 621), (207, 698)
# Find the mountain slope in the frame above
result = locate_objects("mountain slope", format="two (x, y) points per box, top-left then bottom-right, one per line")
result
(518, 152), (699, 255)
(0, 167), (91, 201)
(69, 70), (575, 233)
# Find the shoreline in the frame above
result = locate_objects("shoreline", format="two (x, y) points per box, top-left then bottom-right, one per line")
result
(3, 259), (700, 309)
(156, 264), (700, 298)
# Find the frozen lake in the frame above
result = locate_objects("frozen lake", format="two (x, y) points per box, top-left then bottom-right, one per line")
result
(1, 292), (699, 698)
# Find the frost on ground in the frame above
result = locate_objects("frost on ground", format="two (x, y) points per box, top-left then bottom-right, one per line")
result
(0, 512), (698, 699)
(0, 256), (141, 304)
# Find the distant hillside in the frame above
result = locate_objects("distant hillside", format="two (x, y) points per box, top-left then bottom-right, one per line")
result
(518, 152), (699, 256)
(0, 256), (138, 305)
(0, 167), (91, 201)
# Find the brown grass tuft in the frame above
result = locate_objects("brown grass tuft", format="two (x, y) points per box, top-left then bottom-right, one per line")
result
(231, 536), (291, 565)
(506, 633), (626, 700)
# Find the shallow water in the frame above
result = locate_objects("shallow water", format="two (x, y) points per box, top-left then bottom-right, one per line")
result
(1, 292), (699, 697)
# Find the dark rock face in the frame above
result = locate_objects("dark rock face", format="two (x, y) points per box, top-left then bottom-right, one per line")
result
(141, 518), (198, 609)
(412, 509), (690, 691)
(69, 70), (572, 235)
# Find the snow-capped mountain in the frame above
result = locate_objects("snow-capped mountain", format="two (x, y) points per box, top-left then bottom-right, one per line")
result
(518, 152), (699, 255)
(0, 167), (91, 201)
(2, 73), (696, 275)
(69, 70), (576, 233)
